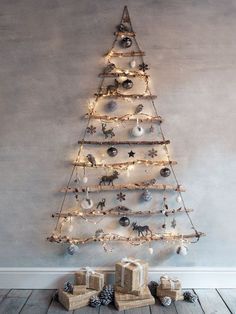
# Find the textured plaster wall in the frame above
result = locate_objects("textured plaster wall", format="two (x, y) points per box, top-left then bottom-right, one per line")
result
(0, 0), (236, 267)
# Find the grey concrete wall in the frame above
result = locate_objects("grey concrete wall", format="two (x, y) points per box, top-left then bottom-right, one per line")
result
(0, 0), (235, 267)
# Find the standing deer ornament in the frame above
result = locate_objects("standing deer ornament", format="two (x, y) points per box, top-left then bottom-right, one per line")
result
(102, 123), (115, 138)
(131, 222), (152, 237)
(99, 171), (119, 186)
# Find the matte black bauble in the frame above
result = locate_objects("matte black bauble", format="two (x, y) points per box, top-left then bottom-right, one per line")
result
(122, 79), (133, 89)
(160, 167), (171, 177)
(107, 146), (118, 157)
(119, 216), (130, 227)
(120, 37), (132, 48)
(106, 100), (118, 112)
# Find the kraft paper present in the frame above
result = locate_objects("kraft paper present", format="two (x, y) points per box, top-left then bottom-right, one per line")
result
(115, 258), (148, 293)
(115, 294), (155, 311)
(58, 289), (98, 311)
(156, 286), (184, 301)
(75, 268), (104, 291)
(160, 275), (181, 290)
(72, 285), (87, 295)
(115, 285), (152, 301)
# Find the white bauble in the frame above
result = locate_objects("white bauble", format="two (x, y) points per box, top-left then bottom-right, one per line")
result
(81, 198), (93, 209)
(148, 247), (154, 255)
(130, 59), (136, 68)
(176, 244), (188, 256)
(81, 176), (88, 184)
(131, 125), (144, 137)
(176, 195), (182, 203)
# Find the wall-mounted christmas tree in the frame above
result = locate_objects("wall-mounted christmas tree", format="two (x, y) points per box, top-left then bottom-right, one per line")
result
(48, 6), (205, 256)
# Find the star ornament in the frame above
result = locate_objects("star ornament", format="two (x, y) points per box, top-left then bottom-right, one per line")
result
(117, 192), (126, 202)
(128, 150), (135, 157)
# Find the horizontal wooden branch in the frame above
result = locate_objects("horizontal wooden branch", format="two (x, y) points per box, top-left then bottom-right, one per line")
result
(78, 140), (170, 145)
(73, 159), (177, 169)
(61, 182), (185, 193)
(85, 113), (162, 123)
(106, 51), (145, 57)
(114, 31), (136, 37)
(47, 231), (206, 245)
(94, 93), (157, 100)
(53, 207), (193, 218)
(98, 72), (149, 78)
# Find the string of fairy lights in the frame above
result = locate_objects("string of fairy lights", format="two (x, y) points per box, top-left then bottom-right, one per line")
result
(47, 6), (205, 256)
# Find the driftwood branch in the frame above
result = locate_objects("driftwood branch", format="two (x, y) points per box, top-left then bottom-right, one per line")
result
(95, 93), (157, 100)
(106, 51), (145, 57)
(47, 231), (206, 245)
(61, 182), (185, 193)
(85, 113), (162, 123)
(53, 207), (193, 218)
(114, 31), (136, 37)
(73, 159), (177, 169)
(78, 140), (170, 145)
(98, 72), (149, 78)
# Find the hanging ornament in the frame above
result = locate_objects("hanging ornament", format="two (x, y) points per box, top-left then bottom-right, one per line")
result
(81, 188), (93, 210)
(119, 216), (130, 227)
(134, 104), (143, 114)
(148, 246), (154, 255)
(117, 23), (129, 32)
(107, 146), (118, 157)
(102, 123), (115, 138)
(120, 37), (132, 48)
(148, 148), (158, 158)
(81, 176), (88, 184)
(96, 198), (106, 210)
(104, 63), (115, 73)
(87, 154), (96, 167)
(106, 100), (118, 112)
(138, 63), (149, 71)
(149, 125), (154, 133)
(130, 59), (136, 68)
(176, 239), (188, 256)
(176, 195), (182, 203)
(117, 192), (126, 202)
(142, 189), (152, 202)
(122, 79), (133, 89)
(128, 150), (135, 157)
(131, 119), (144, 137)
(86, 125), (97, 135)
(160, 167), (171, 177)
(171, 218), (177, 228)
(67, 244), (78, 255)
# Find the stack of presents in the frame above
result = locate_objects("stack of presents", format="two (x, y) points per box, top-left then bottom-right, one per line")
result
(58, 258), (184, 311)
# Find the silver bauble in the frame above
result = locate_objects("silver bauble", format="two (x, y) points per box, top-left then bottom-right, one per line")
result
(142, 189), (152, 201)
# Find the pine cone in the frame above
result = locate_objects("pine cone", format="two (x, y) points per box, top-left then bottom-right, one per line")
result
(160, 296), (172, 306)
(63, 281), (73, 293)
(99, 285), (114, 305)
(89, 295), (101, 308)
(183, 291), (198, 303)
(148, 281), (158, 297)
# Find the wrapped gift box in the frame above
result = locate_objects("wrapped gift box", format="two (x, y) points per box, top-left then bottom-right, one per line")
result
(75, 268), (104, 291)
(115, 293), (155, 311)
(156, 287), (184, 301)
(58, 289), (98, 311)
(72, 285), (87, 295)
(115, 284), (147, 296)
(160, 275), (181, 290)
(115, 258), (148, 294)
(115, 285), (152, 301)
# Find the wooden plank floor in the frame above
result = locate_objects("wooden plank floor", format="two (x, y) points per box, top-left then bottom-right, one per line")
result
(0, 289), (235, 314)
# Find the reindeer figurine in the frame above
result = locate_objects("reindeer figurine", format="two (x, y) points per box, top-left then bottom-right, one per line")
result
(99, 171), (119, 186)
(106, 79), (119, 95)
(131, 222), (152, 237)
(102, 123), (115, 138)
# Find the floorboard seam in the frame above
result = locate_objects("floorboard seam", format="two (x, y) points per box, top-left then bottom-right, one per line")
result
(216, 289), (233, 314)
(193, 289), (206, 314)
(46, 290), (56, 314)
(18, 290), (33, 314)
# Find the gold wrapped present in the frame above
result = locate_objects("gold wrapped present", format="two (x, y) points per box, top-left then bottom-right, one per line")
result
(115, 258), (148, 294)
(160, 275), (181, 290)
(75, 267), (104, 291)
(58, 289), (98, 311)
(115, 286), (152, 301)
(115, 293), (155, 311)
(72, 285), (87, 295)
(156, 286), (184, 301)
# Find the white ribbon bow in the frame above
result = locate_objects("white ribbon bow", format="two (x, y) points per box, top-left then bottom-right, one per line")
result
(81, 267), (95, 286)
(120, 257), (144, 287)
